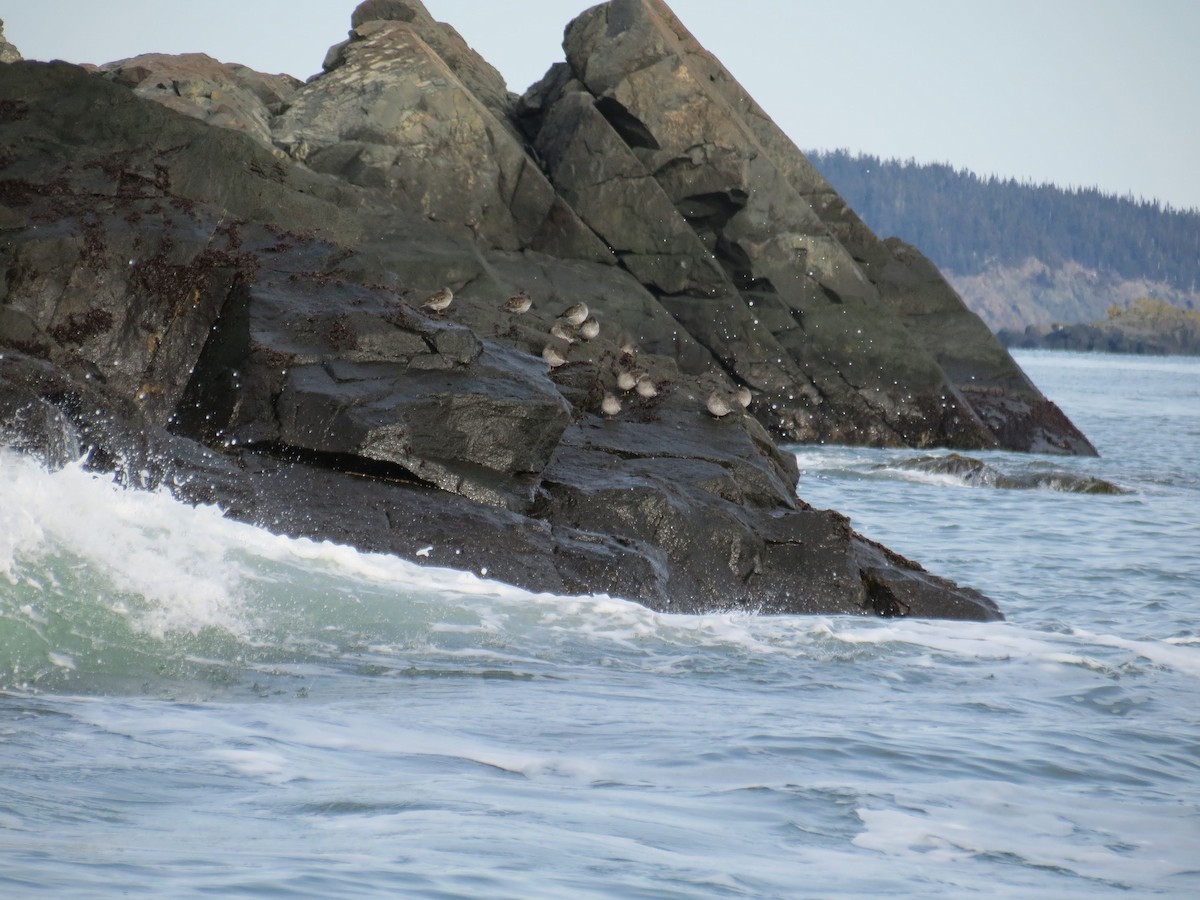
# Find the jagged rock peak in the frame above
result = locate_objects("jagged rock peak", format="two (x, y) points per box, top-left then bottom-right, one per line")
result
(351, 0), (424, 27)
(334, 0), (513, 123)
(273, 5), (609, 259)
(0, 18), (23, 63)
(539, 0), (1095, 455)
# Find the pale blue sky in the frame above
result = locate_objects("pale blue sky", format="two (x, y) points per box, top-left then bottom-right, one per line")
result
(6, 1), (1198, 210)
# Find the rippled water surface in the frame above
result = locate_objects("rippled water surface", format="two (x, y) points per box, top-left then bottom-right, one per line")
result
(2, 350), (1198, 897)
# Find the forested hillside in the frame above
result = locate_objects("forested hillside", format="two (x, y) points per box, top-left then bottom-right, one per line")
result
(808, 150), (1200, 332)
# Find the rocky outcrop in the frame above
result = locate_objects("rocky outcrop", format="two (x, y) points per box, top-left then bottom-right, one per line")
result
(0, 19), (21, 64)
(97, 53), (301, 155)
(519, 0), (1094, 455)
(1, 0), (1097, 621)
(272, 13), (606, 258)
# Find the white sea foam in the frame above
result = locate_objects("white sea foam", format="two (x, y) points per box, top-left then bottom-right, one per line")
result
(854, 780), (1196, 885)
(1, 451), (567, 637)
(824, 617), (1200, 677)
(2, 451), (252, 638)
(210, 748), (301, 784)
(1073, 628), (1200, 677)
(7, 449), (1195, 697)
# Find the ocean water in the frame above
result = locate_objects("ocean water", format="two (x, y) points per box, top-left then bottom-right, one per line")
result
(1, 349), (1198, 898)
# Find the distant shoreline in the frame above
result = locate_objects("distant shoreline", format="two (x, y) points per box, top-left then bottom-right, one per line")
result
(998, 297), (1200, 356)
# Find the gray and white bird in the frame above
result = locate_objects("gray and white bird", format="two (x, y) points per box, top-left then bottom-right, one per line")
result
(558, 301), (589, 327)
(616, 369), (639, 392)
(636, 374), (659, 399)
(706, 391), (732, 419)
(501, 292), (532, 314)
(601, 392), (622, 418)
(550, 321), (578, 344)
(542, 344), (568, 369)
(421, 286), (453, 315)
(578, 317), (600, 341)
(734, 385), (753, 409)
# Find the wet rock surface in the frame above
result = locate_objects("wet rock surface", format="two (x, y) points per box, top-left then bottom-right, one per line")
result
(0, 0), (1097, 621)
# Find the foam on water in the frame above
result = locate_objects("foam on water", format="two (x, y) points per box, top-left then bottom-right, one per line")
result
(4, 446), (1199, 696)
(853, 782), (1198, 885)
(2, 451), (253, 639)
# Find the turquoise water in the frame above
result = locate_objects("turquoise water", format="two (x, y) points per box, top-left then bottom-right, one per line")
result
(2, 349), (1198, 897)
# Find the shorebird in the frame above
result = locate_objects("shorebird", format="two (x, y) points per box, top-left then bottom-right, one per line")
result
(542, 344), (568, 368)
(616, 369), (639, 392)
(619, 341), (637, 360)
(550, 321), (578, 344)
(734, 385), (752, 409)
(636, 374), (659, 399)
(578, 317), (600, 341)
(501, 292), (532, 314)
(601, 392), (622, 418)
(558, 301), (589, 327)
(707, 391), (732, 419)
(421, 286), (453, 315)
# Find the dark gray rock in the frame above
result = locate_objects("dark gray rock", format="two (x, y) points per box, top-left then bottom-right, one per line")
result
(632, 1), (1089, 453)
(271, 13), (608, 260)
(0, 2), (1061, 623)
(97, 53), (301, 155)
(180, 274), (575, 512)
(531, 0), (1093, 454)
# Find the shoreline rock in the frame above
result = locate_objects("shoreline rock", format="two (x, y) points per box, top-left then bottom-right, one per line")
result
(1, 1), (1097, 621)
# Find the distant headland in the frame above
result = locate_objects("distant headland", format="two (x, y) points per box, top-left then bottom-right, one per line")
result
(808, 150), (1200, 351)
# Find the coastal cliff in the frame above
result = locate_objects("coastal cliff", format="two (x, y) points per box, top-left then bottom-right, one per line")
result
(0, 0), (1096, 620)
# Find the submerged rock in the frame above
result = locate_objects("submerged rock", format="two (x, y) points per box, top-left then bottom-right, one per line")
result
(0, 0), (1097, 621)
(883, 453), (1127, 494)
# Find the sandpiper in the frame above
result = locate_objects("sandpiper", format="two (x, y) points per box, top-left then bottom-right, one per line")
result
(616, 370), (639, 392)
(550, 321), (578, 344)
(421, 286), (453, 315)
(734, 385), (752, 408)
(620, 341), (637, 360)
(601, 392), (622, 418)
(636, 374), (659, 399)
(542, 345), (568, 368)
(558, 301), (589, 327)
(578, 317), (600, 341)
(501, 292), (532, 314)
(706, 391), (732, 419)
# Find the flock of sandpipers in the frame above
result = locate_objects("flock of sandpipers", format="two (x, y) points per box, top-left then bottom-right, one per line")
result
(420, 286), (752, 421)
